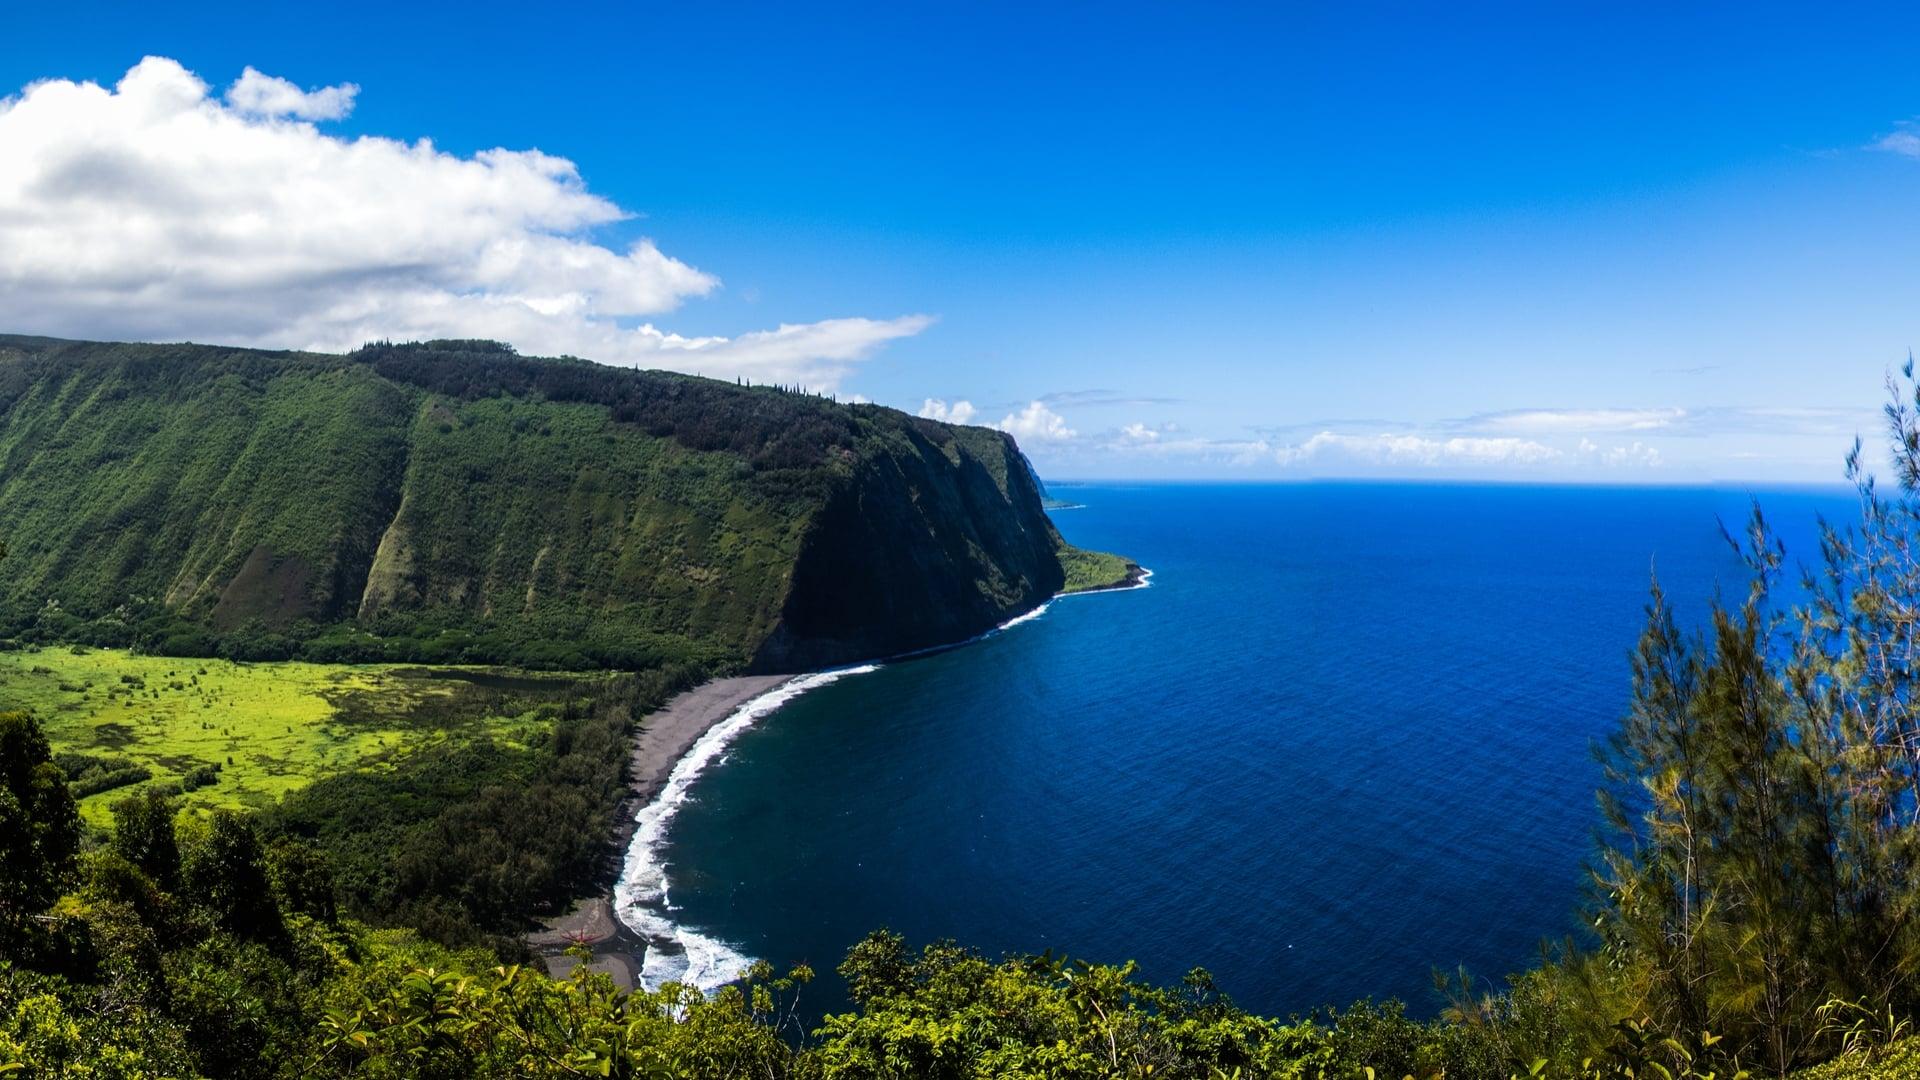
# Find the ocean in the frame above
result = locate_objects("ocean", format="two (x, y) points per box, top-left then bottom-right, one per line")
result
(618, 481), (1858, 1018)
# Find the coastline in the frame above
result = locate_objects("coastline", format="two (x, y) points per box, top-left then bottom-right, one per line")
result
(619, 675), (793, 836)
(534, 568), (1152, 990)
(530, 674), (791, 989)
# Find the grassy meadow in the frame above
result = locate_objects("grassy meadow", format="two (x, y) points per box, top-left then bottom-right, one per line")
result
(0, 644), (588, 824)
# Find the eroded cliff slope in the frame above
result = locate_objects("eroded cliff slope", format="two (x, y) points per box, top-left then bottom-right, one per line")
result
(0, 336), (1080, 671)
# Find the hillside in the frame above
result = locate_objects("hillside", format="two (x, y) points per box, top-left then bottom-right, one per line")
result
(0, 335), (1107, 672)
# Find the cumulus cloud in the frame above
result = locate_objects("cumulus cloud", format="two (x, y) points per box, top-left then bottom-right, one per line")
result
(0, 57), (929, 387)
(1119, 422), (1160, 442)
(917, 398), (1077, 443)
(225, 66), (358, 120)
(997, 401), (1076, 442)
(919, 398), (978, 424)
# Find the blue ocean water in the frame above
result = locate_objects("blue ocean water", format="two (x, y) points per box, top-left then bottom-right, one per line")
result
(647, 482), (1856, 1017)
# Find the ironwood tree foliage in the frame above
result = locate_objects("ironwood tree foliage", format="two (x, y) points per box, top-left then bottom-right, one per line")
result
(1594, 360), (1920, 1075)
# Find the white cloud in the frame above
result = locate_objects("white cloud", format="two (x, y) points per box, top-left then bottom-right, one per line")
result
(1273, 431), (1562, 468)
(996, 401), (1076, 442)
(1450, 404), (1874, 441)
(1471, 407), (1687, 434)
(225, 66), (358, 120)
(1119, 422), (1159, 442)
(1120, 436), (1273, 463)
(1875, 121), (1920, 157)
(1578, 438), (1662, 466)
(0, 57), (929, 387)
(1882, 132), (1920, 157)
(919, 397), (1077, 442)
(919, 398), (977, 424)
(1261, 430), (1664, 471)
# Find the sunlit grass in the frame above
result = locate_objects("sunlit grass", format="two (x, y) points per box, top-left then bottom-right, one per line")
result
(1057, 545), (1138, 594)
(0, 646), (574, 824)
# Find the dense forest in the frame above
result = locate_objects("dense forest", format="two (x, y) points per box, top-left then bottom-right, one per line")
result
(19, 364), (1920, 1076)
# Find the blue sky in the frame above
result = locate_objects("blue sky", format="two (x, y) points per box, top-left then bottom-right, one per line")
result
(5, 3), (1920, 482)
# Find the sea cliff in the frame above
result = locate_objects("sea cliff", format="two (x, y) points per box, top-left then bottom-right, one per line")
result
(0, 335), (1097, 671)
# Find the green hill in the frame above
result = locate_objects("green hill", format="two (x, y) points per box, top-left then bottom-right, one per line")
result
(0, 335), (1115, 671)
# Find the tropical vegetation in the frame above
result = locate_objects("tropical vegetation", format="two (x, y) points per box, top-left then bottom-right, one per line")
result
(1058, 545), (1141, 593)
(21, 360), (1920, 1076)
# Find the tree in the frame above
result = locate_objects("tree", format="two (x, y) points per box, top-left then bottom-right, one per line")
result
(181, 809), (283, 943)
(264, 837), (337, 924)
(1588, 363), (1920, 1073)
(0, 710), (80, 949)
(109, 787), (181, 893)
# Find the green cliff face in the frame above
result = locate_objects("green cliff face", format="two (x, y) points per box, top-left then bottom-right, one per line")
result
(0, 336), (1076, 672)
